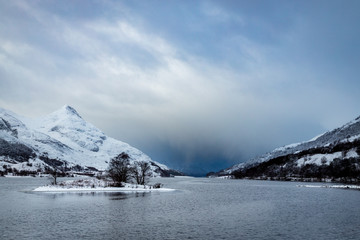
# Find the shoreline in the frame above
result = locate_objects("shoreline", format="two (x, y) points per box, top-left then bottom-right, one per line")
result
(214, 175), (360, 185)
(32, 178), (175, 193)
(33, 186), (175, 193)
(297, 184), (360, 190)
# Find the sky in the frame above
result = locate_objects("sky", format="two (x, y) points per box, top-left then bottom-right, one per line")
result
(1, 0), (360, 175)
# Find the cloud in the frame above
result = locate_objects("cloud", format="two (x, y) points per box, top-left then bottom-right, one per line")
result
(1, 0), (360, 174)
(201, 1), (245, 25)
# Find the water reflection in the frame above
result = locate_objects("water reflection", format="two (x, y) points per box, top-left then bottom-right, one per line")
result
(30, 191), (150, 200)
(108, 192), (147, 200)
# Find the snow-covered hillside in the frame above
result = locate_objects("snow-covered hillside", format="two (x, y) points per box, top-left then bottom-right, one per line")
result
(215, 115), (360, 180)
(0, 105), (175, 176)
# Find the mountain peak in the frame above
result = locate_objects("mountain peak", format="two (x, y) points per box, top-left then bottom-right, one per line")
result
(59, 105), (82, 119)
(0, 106), (174, 176)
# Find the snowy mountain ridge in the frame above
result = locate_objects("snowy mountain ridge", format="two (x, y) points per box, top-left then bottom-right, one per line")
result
(0, 105), (174, 176)
(218, 115), (360, 177)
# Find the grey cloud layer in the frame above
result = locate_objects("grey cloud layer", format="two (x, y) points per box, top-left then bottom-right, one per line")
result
(1, 0), (359, 173)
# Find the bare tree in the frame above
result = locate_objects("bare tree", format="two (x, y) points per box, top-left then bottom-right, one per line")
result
(49, 168), (58, 185)
(107, 152), (131, 187)
(132, 161), (152, 185)
(131, 163), (141, 185)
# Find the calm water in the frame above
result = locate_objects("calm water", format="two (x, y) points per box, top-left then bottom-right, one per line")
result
(0, 177), (359, 240)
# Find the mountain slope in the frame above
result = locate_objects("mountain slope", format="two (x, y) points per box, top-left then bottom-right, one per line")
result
(213, 116), (360, 182)
(0, 105), (178, 177)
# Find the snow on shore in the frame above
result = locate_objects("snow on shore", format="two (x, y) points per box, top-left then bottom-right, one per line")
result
(297, 184), (360, 190)
(33, 178), (175, 193)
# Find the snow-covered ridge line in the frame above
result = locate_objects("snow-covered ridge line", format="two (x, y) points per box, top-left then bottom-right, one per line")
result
(273, 132), (327, 152)
(220, 114), (360, 175)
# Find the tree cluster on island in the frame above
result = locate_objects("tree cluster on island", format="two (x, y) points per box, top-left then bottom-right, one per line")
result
(105, 152), (153, 187)
(47, 152), (155, 187)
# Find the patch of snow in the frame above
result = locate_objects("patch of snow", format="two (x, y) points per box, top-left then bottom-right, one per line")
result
(297, 184), (360, 190)
(308, 132), (326, 142)
(346, 149), (359, 158)
(33, 178), (175, 192)
(4, 175), (35, 178)
(341, 134), (360, 143)
(296, 149), (358, 167)
(273, 142), (302, 152)
(217, 175), (234, 179)
(173, 176), (194, 178)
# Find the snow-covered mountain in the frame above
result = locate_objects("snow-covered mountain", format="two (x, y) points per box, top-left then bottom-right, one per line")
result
(213, 115), (360, 181)
(0, 105), (178, 177)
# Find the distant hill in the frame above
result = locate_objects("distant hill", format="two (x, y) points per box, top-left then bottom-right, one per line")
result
(211, 116), (360, 182)
(0, 105), (182, 177)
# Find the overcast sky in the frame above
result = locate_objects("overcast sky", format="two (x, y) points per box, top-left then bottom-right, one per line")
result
(1, 0), (360, 175)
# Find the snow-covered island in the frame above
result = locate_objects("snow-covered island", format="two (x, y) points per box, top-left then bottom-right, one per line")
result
(33, 178), (175, 193)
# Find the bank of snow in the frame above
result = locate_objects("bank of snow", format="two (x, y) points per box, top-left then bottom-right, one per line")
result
(33, 178), (175, 193)
(297, 184), (360, 190)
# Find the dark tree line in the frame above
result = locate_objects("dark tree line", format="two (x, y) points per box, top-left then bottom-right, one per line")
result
(233, 156), (360, 183)
(0, 139), (35, 162)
